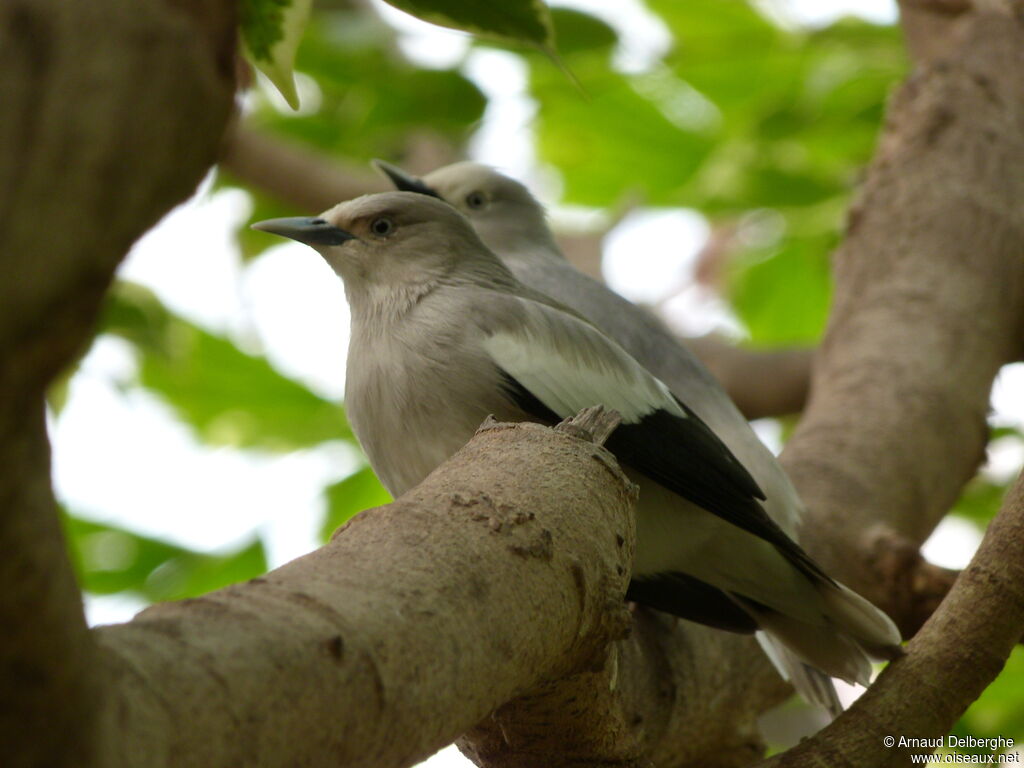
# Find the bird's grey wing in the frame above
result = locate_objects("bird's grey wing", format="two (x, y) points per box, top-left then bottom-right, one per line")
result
(505, 255), (806, 537)
(482, 298), (831, 585)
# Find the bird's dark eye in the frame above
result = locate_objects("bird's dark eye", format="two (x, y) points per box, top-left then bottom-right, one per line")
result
(465, 191), (486, 210)
(370, 217), (394, 236)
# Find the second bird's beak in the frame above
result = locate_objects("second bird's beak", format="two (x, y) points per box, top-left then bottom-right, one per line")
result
(251, 217), (356, 246)
(372, 159), (444, 200)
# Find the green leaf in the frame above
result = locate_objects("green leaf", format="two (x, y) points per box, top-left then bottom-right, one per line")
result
(952, 477), (1011, 528)
(47, 364), (75, 416)
(64, 512), (267, 603)
(100, 282), (352, 450)
(240, 0), (313, 109)
(547, 8), (615, 56)
(531, 57), (714, 206)
(953, 645), (1024, 749)
(992, 425), (1024, 442)
(729, 234), (834, 345)
(662, 14), (903, 215)
(381, 0), (553, 49)
(319, 465), (392, 541)
(246, 13), (486, 164)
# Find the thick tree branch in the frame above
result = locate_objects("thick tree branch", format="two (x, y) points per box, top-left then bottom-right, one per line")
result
(94, 416), (639, 768)
(782, 0), (1024, 626)
(91, 412), (787, 768)
(899, 0), (973, 68)
(220, 124), (392, 212)
(687, 336), (812, 419)
(758, 469), (1024, 767)
(460, 613), (789, 768)
(0, 1), (235, 766)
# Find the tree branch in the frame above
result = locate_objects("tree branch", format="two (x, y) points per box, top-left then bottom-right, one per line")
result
(0, 1), (236, 766)
(758, 468), (1024, 767)
(219, 123), (392, 212)
(782, 0), (1024, 623)
(94, 416), (639, 767)
(92, 411), (789, 768)
(686, 336), (813, 419)
(4, 0), (1021, 764)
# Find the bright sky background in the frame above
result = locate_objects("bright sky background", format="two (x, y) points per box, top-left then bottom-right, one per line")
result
(54, 0), (1024, 764)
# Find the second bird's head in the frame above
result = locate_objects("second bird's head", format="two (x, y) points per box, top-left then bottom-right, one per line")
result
(373, 161), (554, 254)
(251, 192), (496, 293)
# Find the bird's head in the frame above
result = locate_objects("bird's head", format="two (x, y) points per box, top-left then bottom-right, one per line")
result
(373, 161), (556, 257)
(252, 192), (509, 304)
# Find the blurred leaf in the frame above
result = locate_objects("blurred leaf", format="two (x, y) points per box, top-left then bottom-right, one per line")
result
(729, 234), (834, 345)
(520, 3), (901, 344)
(531, 2), (901, 218)
(547, 8), (615, 55)
(664, 11), (904, 215)
(992, 426), (1024, 442)
(651, 0), (790, 111)
(319, 465), (392, 541)
(531, 60), (714, 206)
(240, 0), (313, 109)
(101, 282), (352, 450)
(382, 0), (553, 49)
(953, 476), (1012, 528)
(526, 8), (717, 206)
(953, 645), (1024, 746)
(64, 512), (267, 603)
(248, 11), (486, 162)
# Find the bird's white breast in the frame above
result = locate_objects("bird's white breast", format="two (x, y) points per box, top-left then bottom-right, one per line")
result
(344, 315), (512, 497)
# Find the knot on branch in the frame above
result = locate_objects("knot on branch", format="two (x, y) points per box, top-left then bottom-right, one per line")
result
(865, 526), (958, 639)
(555, 406), (623, 447)
(477, 407), (623, 447)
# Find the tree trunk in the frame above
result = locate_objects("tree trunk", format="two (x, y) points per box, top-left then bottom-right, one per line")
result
(0, 1), (235, 766)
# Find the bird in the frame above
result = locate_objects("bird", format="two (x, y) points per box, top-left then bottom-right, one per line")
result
(252, 192), (902, 715)
(372, 161), (805, 535)
(371, 160), (895, 712)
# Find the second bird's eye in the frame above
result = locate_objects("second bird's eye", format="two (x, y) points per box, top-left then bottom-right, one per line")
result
(465, 191), (486, 210)
(370, 217), (394, 236)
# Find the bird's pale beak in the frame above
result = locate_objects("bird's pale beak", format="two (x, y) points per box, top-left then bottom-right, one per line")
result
(251, 217), (357, 246)
(372, 159), (444, 200)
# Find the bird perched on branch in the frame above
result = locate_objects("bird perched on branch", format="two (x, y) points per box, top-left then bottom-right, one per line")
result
(253, 192), (901, 715)
(373, 161), (805, 533)
(372, 161), (896, 712)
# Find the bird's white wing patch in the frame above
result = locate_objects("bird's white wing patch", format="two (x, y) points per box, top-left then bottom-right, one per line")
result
(483, 303), (683, 424)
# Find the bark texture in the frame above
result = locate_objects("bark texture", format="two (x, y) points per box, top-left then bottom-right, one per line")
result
(96, 416), (638, 768)
(0, 2), (236, 767)
(784, 0), (1024, 633)
(760, 468), (1024, 768)
(687, 336), (812, 419)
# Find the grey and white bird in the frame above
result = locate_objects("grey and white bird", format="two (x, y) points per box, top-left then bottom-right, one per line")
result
(373, 161), (805, 534)
(372, 161), (893, 712)
(253, 193), (901, 715)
